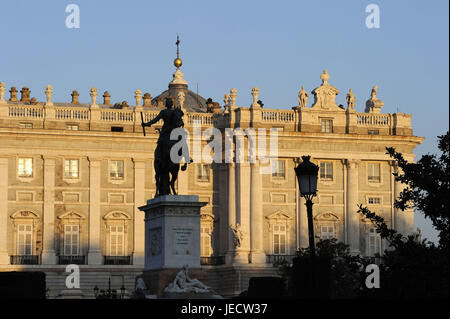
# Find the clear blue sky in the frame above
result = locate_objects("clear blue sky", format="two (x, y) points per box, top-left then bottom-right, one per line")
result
(1, 0), (448, 243)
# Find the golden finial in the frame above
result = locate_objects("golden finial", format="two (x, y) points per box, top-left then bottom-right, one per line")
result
(174, 34), (183, 69)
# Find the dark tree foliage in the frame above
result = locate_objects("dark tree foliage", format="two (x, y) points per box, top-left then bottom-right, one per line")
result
(357, 132), (449, 298)
(387, 131), (449, 249)
(278, 239), (365, 298)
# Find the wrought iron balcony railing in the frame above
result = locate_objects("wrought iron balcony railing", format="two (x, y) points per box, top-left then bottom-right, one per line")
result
(200, 256), (226, 266)
(58, 255), (86, 265)
(103, 256), (132, 265)
(266, 254), (296, 265)
(10, 255), (40, 265)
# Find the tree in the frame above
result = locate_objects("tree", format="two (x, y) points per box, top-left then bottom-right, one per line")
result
(358, 131), (449, 298)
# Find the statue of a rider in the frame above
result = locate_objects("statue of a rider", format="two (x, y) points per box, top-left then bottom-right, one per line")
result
(141, 97), (192, 196)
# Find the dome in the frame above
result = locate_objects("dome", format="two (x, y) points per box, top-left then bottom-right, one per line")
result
(151, 86), (208, 111)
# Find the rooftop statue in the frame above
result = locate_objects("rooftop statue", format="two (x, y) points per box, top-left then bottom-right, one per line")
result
(346, 88), (356, 110)
(141, 97), (192, 196)
(298, 85), (308, 108)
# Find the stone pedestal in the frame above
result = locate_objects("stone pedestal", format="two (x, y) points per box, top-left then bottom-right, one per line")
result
(138, 195), (207, 297)
(139, 195), (207, 270)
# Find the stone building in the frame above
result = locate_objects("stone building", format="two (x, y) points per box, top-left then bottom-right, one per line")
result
(0, 54), (422, 297)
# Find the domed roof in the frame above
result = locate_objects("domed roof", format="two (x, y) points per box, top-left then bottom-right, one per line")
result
(151, 87), (208, 111)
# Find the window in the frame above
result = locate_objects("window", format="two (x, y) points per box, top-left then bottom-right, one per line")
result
(66, 124), (79, 131)
(17, 224), (33, 255)
(18, 158), (33, 177)
(201, 226), (212, 257)
(64, 225), (79, 256)
(320, 225), (335, 240)
(272, 160), (285, 178)
(368, 197), (381, 205)
(368, 163), (381, 182)
(111, 126), (124, 132)
(368, 130), (379, 135)
(19, 123), (33, 128)
(321, 119), (333, 133)
(197, 164), (210, 182)
(273, 224), (287, 255)
(110, 225), (124, 256)
(368, 228), (381, 256)
(64, 159), (79, 179)
(319, 161), (333, 180)
(110, 160), (124, 180)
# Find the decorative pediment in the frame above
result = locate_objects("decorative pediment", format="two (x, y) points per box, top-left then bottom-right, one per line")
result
(266, 211), (292, 222)
(58, 211), (85, 220)
(201, 212), (215, 222)
(311, 70), (342, 111)
(11, 210), (39, 219)
(103, 211), (131, 220)
(314, 212), (340, 222)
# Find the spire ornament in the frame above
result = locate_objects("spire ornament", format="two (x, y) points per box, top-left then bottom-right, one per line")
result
(174, 34), (183, 69)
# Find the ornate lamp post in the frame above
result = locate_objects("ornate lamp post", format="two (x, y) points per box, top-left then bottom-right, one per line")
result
(294, 156), (319, 257)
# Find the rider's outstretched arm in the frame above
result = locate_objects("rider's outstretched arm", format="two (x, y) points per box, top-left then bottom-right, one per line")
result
(143, 111), (163, 127)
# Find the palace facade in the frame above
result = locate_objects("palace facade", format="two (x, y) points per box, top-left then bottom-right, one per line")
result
(0, 61), (422, 297)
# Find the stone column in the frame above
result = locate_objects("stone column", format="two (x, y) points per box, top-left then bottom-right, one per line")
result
(133, 159), (146, 265)
(0, 157), (9, 264)
(236, 162), (250, 264)
(41, 156), (57, 264)
(87, 157), (102, 264)
(298, 196), (308, 249)
(346, 159), (360, 254)
(226, 162), (236, 264)
(250, 160), (265, 263)
(393, 165), (413, 235)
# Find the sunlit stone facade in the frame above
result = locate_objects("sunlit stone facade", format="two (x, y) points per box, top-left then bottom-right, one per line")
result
(0, 69), (422, 297)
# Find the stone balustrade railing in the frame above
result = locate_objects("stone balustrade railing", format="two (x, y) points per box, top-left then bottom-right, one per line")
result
(0, 102), (412, 135)
(262, 110), (296, 123)
(357, 113), (391, 127)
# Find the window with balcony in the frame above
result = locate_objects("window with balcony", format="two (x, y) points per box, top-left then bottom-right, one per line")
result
(64, 159), (79, 179)
(319, 161), (333, 180)
(368, 163), (381, 183)
(17, 224), (33, 255)
(321, 119), (333, 133)
(63, 225), (79, 256)
(110, 160), (124, 180)
(109, 225), (125, 256)
(18, 158), (33, 177)
(19, 123), (33, 128)
(273, 224), (287, 255)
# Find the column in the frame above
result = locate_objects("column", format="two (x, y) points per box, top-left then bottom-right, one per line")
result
(219, 164), (228, 255)
(393, 165), (413, 235)
(298, 196), (308, 249)
(226, 163), (236, 264)
(236, 162), (251, 261)
(346, 159), (360, 254)
(41, 156), (57, 264)
(133, 159), (146, 265)
(0, 157), (9, 264)
(250, 160), (265, 263)
(87, 157), (102, 264)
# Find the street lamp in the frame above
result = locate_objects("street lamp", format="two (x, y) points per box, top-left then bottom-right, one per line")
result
(294, 155), (319, 257)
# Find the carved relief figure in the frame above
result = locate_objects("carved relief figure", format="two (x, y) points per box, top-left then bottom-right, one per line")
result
(164, 265), (211, 293)
(231, 223), (243, 248)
